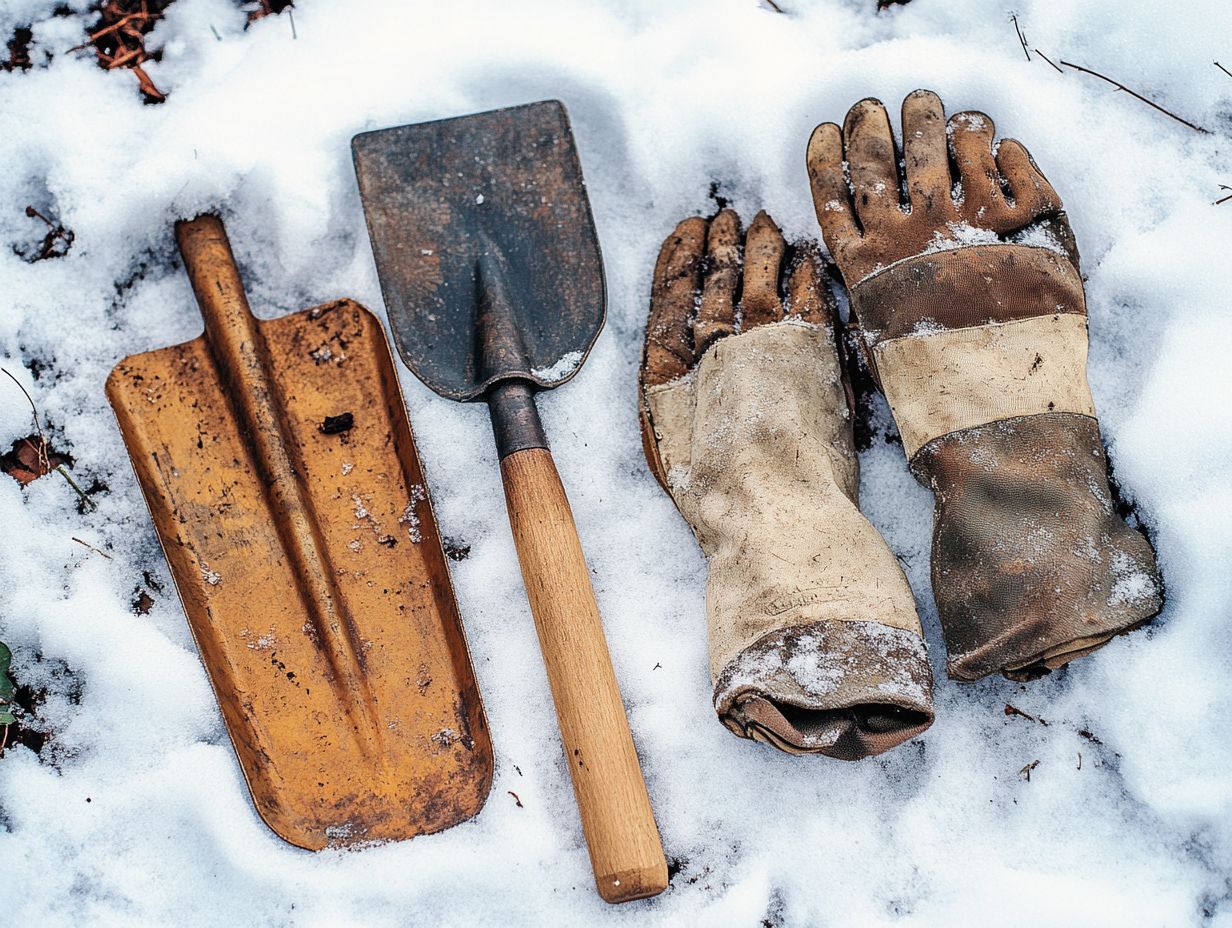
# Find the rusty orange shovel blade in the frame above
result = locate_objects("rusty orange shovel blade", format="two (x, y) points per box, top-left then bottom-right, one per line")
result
(106, 215), (493, 849)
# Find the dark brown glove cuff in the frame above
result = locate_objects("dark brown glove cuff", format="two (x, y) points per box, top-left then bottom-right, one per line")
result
(912, 413), (1163, 681)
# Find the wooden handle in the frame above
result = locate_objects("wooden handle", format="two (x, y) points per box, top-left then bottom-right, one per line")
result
(500, 447), (667, 903)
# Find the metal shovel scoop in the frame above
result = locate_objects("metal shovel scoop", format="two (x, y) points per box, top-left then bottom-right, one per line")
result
(353, 101), (667, 903)
(107, 215), (493, 850)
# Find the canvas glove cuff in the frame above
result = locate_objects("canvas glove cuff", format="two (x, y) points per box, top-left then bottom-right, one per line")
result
(644, 316), (934, 758)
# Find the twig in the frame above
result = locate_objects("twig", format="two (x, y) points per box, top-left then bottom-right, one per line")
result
(1019, 759), (1040, 782)
(66, 13), (139, 51)
(1217, 184), (1232, 206)
(288, 8), (297, 38)
(1010, 15), (1030, 61)
(23, 206), (74, 260)
(763, 0), (784, 10)
(1035, 49), (1063, 74)
(59, 467), (98, 511)
(75, 1), (169, 103)
(104, 46), (142, 69)
(1216, 61), (1232, 79)
(1077, 752), (1082, 770)
(1005, 703), (1049, 725)
(130, 64), (165, 103)
(1060, 59), (1210, 134)
(2, 367), (96, 509)
(2, 368), (50, 473)
(72, 537), (112, 559)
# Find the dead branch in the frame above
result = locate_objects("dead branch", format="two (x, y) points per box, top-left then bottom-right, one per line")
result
(72, 1), (172, 103)
(2, 368), (49, 474)
(72, 537), (112, 559)
(1059, 59), (1209, 134)
(1035, 49), (1063, 74)
(1010, 15), (1030, 62)
(1215, 61), (1232, 79)
(23, 206), (74, 261)
(1004, 703), (1049, 725)
(57, 466), (97, 511)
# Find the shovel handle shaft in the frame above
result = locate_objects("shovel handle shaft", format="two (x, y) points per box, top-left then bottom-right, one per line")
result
(499, 445), (668, 903)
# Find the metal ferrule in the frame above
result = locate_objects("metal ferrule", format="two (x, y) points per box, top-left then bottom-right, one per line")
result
(488, 380), (548, 459)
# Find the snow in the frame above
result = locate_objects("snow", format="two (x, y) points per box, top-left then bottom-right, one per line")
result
(1, 0), (1231, 925)
(531, 349), (585, 382)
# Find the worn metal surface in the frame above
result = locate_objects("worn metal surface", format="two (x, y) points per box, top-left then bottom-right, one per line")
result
(106, 216), (492, 850)
(488, 381), (548, 458)
(352, 100), (606, 401)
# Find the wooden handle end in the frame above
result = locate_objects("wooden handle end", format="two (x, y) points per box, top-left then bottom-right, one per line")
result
(597, 859), (670, 904)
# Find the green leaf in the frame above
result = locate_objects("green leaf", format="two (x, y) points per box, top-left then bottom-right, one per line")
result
(0, 641), (15, 704)
(0, 710), (15, 726)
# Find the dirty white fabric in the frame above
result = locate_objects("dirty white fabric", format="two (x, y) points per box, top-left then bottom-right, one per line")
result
(644, 320), (924, 691)
(872, 313), (1096, 458)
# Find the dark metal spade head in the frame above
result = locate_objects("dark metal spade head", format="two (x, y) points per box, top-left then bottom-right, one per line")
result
(352, 100), (606, 402)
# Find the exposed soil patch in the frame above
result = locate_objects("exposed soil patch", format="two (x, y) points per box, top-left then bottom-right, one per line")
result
(443, 537), (471, 561)
(3, 1), (298, 105)
(2, 653), (81, 760)
(247, 0), (295, 23)
(132, 588), (155, 615)
(2, 27), (33, 72)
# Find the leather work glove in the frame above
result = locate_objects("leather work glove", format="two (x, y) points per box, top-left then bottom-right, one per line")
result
(806, 90), (1163, 681)
(639, 209), (934, 759)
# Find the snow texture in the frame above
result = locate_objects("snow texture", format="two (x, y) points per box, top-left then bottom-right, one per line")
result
(0, 0), (1230, 925)
(531, 349), (585, 382)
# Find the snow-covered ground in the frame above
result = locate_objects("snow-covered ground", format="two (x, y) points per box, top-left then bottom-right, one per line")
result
(1, 0), (1230, 924)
